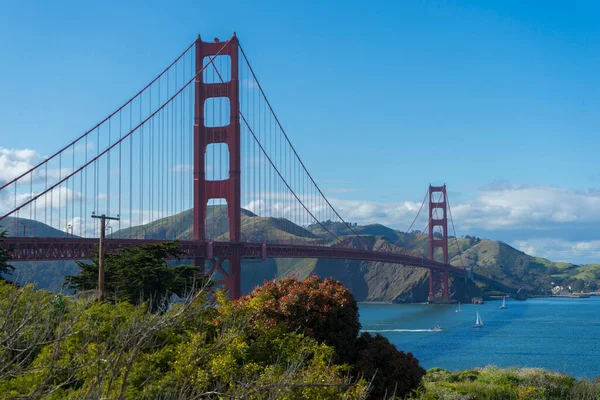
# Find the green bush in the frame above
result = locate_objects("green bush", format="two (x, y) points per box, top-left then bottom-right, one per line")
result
(352, 332), (426, 399)
(0, 281), (368, 399)
(410, 366), (600, 400)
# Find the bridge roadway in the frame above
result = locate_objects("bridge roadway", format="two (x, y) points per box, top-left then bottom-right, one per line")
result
(1, 237), (463, 274)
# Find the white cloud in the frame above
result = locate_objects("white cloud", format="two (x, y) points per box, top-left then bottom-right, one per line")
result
(513, 238), (600, 264)
(240, 183), (600, 263)
(453, 184), (600, 231)
(0, 187), (84, 218)
(330, 198), (425, 228)
(241, 192), (426, 230)
(0, 147), (74, 187)
(74, 142), (95, 153)
(308, 184), (600, 234)
(0, 147), (43, 185)
(240, 79), (259, 90)
(172, 163), (193, 173)
(67, 216), (94, 237)
(322, 183), (600, 264)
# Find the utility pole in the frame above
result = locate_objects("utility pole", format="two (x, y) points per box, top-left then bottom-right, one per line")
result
(91, 213), (120, 302)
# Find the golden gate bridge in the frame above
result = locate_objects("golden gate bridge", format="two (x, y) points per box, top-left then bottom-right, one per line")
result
(0, 33), (467, 302)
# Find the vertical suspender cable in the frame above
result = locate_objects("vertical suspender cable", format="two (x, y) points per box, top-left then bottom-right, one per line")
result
(71, 144), (75, 236)
(166, 70), (170, 232)
(189, 52), (194, 232)
(174, 63), (177, 237)
(118, 110), (122, 237)
(446, 193), (466, 269)
(140, 94), (144, 229)
(83, 137), (87, 237)
(129, 103), (133, 237)
(107, 120), (111, 220)
(172, 68), (175, 231)
(181, 58), (184, 231)
(58, 153), (62, 233)
(211, 63), (215, 239)
(150, 85), (153, 230)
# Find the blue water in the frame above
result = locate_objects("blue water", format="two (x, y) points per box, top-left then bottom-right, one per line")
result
(358, 297), (600, 378)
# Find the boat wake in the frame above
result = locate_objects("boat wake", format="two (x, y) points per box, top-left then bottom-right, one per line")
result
(361, 329), (432, 333)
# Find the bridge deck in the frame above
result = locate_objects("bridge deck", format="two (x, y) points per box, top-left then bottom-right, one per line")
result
(1, 237), (463, 274)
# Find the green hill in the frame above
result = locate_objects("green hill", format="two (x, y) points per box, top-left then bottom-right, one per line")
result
(2, 210), (598, 300)
(110, 206), (319, 243)
(1, 216), (74, 238)
(307, 221), (405, 244)
(1, 217), (79, 291)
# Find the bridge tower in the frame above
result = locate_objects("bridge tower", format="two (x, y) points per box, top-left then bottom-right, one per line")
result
(194, 34), (242, 299)
(427, 184), (450, 303)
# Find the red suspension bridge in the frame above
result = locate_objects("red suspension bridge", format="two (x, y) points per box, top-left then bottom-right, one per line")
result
(0, 34), (468, 302)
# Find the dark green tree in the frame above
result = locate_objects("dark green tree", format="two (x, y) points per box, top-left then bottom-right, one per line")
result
(352, 332), (425, 399)
(570, 278), (585, 293)
(65, 241), (200, 310)
(0, 229), (15, 279)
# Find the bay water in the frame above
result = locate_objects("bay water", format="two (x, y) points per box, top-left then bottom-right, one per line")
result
(358, 296), (600, 378)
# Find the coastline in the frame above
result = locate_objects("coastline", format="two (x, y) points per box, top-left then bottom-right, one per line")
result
(359, 293), (597, 306)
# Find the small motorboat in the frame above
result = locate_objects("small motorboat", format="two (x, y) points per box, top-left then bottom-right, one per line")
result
(429, 325), (444, 332)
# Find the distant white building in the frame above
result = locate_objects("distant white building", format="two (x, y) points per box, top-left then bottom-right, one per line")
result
(552, 285), (569, 295)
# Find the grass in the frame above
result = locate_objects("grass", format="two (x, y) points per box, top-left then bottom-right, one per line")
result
(568, 264), (600, 281)
(409, 366), (600, 400)
(274, 257), (318, 279)
(533, 257), (576, 270)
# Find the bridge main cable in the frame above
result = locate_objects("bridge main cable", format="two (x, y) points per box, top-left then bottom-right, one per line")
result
(204, 42), (341, 243)
(393, 188), (429, 248)
(0, 40), (197, 193)
(0, 38), (232, 222)
(238, 43), (372, 249)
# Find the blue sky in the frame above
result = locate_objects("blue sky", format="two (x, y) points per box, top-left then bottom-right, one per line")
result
(0, 0), (599, 263)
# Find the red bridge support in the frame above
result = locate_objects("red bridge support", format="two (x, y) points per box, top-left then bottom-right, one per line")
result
(427, 184), (450, 303)
(194, 34), (242, 299)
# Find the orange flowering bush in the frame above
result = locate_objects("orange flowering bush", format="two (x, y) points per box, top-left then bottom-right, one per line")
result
(237, 276), (361, 362)
(236, 276), (426, 399)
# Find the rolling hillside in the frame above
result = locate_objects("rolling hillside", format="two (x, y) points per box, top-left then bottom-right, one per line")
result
(1, 216), (74, 238)
(110, 206), (319, 243)
(2, 208), (598, 300)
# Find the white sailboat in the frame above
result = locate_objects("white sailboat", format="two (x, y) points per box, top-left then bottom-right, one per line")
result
(456, 302), (461, 312)
(473, 311), (484, 328)
(499, 296), (508, 309)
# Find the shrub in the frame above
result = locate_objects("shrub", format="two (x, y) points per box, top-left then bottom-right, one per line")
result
(411, 366), (599, 400)
(353, 332), (426, 399)
(0, 284), (368, 399)
(238, 277), (427, 399)
(237, 276), (361, 363)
